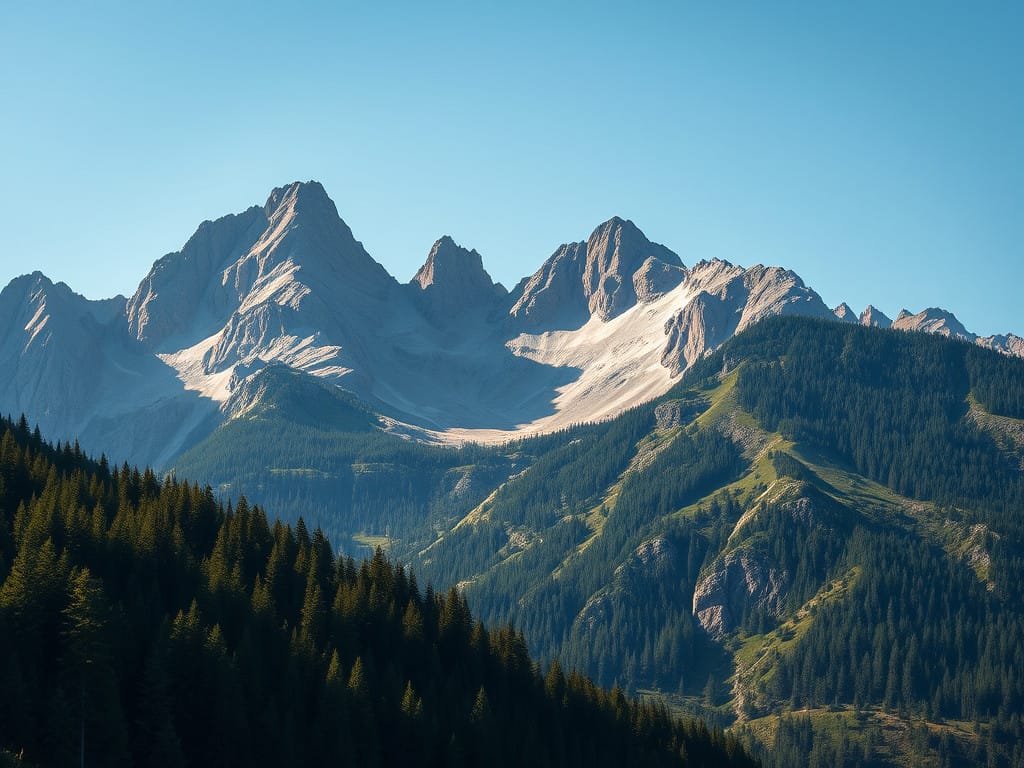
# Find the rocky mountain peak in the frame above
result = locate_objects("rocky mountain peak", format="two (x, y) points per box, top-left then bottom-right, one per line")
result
(127, 206), (269, 348)
(1, 272), (126, 328)
(0, 271), (133, 449)
(129, 180), (396, 352)
(893, 307), (975, 341)
(4, 178), (1024, 474)
(263, 180), (334, 219)
(978, 333), (1024, 357)
(660, 261), (831, 377)
(409, 236), (506, 321)
(510, 216), (684, 328)
(833, 302), (857, 323)
(584, 217), (683, 320)
(859, 305), (892, 329)
(412, 236), (500, 292)
(633, 256), (686, 303)
(252, 179), (382, 278)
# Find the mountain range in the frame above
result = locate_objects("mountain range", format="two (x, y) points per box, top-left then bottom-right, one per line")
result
(163, 312), (1024, 767)
(1, 180), (1020, 470)
(4, 180), (1024, 766)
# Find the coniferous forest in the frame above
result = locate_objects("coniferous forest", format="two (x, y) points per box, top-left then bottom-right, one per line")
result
(398, 318), (1024, 767)
(0, 414), (756, 767)
(5, 5), (1021, 765)
(4, 317), (1024, 766)
(140, 316), (1024, 766)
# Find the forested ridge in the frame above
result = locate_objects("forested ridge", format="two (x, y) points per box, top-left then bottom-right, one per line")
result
(406, 318), (1024, 767)
(96, 315), (1024, 766)
(0, 415), (756, 767)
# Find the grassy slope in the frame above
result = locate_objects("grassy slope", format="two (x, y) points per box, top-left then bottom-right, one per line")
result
(414, 364), (1009, 766)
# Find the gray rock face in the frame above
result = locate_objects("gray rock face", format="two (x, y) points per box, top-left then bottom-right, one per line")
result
(0, 272), (213, 468)
(662, 288), (744, 374)
(3, 179), (1022, 472)
(409, 236), (506, 322)
(132, 181), (396, 362)
(892, 307), (975, 341)
(736, 264), (834, 327)
(978, 333), (1024, 357)
(186, 181), (403, 381)
(0, 274), (121, 440)
(660, 259), (833, 375)
(653, 398), (705, 430)
(692, 547), (788, 639)
(582, 217), (683, 320)
(127, 206), (267, 350)
(508, 241), (589, 329)
(859, 304), (892, 328)
(510, 217), (683, 327)
(833, 302), (857, 323)
(634, 256), (687, 303)
(691, 488), (853, 640)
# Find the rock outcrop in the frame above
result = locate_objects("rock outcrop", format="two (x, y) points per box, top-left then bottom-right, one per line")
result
(833, 302), (857, 323)
(978, 333), (1024, 357)
(633, 256), (686, 303)
(892, 307), (976, 341)
(692, 547), (788, 639)
(508, 241), (589, 329)
(510, 217), (683, 327)
(859, 304), (892, 328)
(127, 206), (268, 349)
(409, 236), (506, 322)
(660, 259), (832, 375)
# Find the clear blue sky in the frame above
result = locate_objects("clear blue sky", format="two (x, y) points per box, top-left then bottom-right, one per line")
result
(1, 1), (1021, 334)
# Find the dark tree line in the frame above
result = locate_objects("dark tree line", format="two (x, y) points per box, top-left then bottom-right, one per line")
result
(0, 414), (756, 767)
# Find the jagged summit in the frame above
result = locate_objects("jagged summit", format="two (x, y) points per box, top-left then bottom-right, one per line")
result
(3, 178), (1022, 468)
(4, 269), (70, 298)
(263, 179), (334, 216)
(0, 270), (141, 455)
(583, 217), (684, 320)
(127, 206), (268, 346)
(412, 236), (501, 292)
(833, 302), (857, 323)
(1, 271), (126, 326)
(661, 261), (832, 375)
(409, 236), (506, 320)
(510, 216), (684, 327)
(128, 179), (395, 352)
(859, 305), (892, 329)
(893, 307), (974, 341)
(979, 333), (1024, 357)
(248, 179), (389, 288)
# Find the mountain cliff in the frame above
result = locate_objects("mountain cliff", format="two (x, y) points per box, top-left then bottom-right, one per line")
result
(509, 216), (685, 328)
(409, 235), (507, 323)
(1, 180), (1019, 470)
